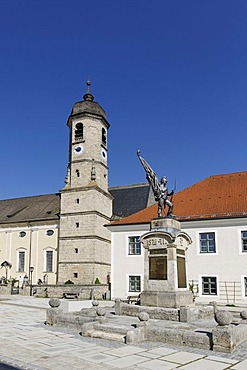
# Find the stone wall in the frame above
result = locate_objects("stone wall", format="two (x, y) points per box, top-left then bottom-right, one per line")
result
(115, 300), (214, 322)
(33, 284), (109, 299)
(0, 284), (11, 295)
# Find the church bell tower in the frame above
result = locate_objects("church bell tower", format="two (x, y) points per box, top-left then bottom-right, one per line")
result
(58, 82), (112, 285)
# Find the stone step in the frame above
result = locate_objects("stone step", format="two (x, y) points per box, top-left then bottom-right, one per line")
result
(85, 329), (127, 343)
(93, 323), (130, 335)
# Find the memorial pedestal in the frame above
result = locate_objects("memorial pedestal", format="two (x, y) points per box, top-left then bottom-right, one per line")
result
(141, 290), (193, 309)
(140, 217), (193, 309)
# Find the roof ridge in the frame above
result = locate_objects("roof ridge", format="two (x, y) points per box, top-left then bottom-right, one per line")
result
(0, 193), (59, 202)
(109, 183), (149, 190)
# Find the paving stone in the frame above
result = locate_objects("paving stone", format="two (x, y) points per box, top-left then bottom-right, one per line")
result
(71, 346), (109, 357)
(178, 358), (232, 369)
(81, 352), (118, 363)
(231, 359), (247, 369)
(206, 355), (239, 364)
(160, 351), (205, 364)
(37, 344), (79, 354)
(137, 359), (178, 369)
(146, 347), (178, 356)
(105, 345), (146, 357)
(104, 354), (148, 368)
(138, 351), (162, 359)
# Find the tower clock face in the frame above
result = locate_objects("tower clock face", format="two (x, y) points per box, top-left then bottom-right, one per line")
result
(74, 145), (84, 154)
(101, 148), (107, 160)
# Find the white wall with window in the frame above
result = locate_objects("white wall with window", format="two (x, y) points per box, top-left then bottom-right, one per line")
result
(198, 231), (217, 254)
(109, 217), (247, 304)
(200, 275), (219, 296)
(110, 225), (147, 299)
(128, 275), (142, 294)
(0, 223), (58, 285)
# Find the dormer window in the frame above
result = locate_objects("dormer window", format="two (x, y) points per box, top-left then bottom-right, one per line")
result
(75, 123), (83, 141)
(102, 128), (107, 146)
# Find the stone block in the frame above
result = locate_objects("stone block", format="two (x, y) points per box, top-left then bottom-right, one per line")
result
(46, 307), (63, 326)
(141, 290), (193, 308)
(183, 331), (211, 350)
(180, 306), (191, 322)
(212, 325), (236, 353)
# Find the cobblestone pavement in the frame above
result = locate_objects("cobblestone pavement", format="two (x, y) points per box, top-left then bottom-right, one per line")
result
(1, 296), (247, 370)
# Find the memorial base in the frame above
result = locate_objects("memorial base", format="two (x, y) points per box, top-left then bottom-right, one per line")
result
(140, 290), (193, 309)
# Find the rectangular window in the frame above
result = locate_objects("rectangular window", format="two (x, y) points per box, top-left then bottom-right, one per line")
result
(129, 276), (141, 292)
(202, 276), (217, 295)
(199, 232), (216, 253)
(241, 231), (247, 252)
(244, 277), (247, 296)
(46, 251), (53, 272)
(128, 236), (141, 255)
(18, 252), (25, 272)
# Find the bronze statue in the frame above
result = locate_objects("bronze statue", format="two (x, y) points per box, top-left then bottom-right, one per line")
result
(137, 150), (174, 218)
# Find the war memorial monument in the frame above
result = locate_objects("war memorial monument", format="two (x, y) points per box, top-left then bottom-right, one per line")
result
(46, 152), (247, 353)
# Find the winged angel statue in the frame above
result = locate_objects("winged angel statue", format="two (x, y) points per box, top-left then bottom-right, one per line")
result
(137, 150), (174, 218)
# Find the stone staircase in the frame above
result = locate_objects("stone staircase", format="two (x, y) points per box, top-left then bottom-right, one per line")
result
(83, 322), (133, 343)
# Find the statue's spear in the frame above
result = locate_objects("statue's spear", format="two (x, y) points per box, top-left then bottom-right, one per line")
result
(170, 179), (176, 203)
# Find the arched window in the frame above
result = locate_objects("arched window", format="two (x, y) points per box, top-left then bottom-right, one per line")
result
(75, 123), (83, 141)
(44, 248), (55, 272)
(16, 248), (26, 272)
(102, 128), (107, 146)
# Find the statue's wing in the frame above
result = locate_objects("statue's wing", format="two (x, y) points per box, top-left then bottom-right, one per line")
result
(137, 152), (160, 199)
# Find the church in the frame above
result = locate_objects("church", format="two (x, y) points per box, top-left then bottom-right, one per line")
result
(0, 82), (153, 288)
(1, 83), (247, 305)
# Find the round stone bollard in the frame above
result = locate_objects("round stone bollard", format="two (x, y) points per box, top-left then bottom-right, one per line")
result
(92, 300), (99, 307)
(215, 311), (233, 326)
(96, 306), (107, 323)
(240, 311), (247, 320)
(138, 312), (150, 328)
(138, 312), (149, 322)
(47, 298), (62, 326)
(49, 298), (61, 308)
(96, 307), (106, 317)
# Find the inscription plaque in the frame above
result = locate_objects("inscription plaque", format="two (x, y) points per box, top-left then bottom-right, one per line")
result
(177, 256), (186, 288)
(150, 249), (167, 255)
(143, 237), (167, 248)
(149, 256), (167, 280)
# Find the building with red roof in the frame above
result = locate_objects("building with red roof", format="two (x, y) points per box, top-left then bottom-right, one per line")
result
(108, 171), (247, 304)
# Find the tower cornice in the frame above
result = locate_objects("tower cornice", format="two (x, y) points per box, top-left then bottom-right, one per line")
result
(67, 111), (110, 129)
(60, 183), (113, 200)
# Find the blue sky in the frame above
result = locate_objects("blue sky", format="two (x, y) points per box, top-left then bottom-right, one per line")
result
(0, 0), (246, 199)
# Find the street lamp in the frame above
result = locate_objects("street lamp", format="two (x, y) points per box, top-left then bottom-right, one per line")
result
(29, 266), (34, 296)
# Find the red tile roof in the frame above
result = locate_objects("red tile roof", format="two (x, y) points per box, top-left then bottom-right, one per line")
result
(111, 171), (247, 225)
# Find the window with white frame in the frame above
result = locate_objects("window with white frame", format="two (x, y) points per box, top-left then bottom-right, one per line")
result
(202, 276), (217, 295)
(18, 251), (25, 272)
(241, 231), (247, 252)
(129, 276), (141, 292)
(199, 232), (216, 253)
(45, 251), (53, 272)
(128, 236), (141, 255)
